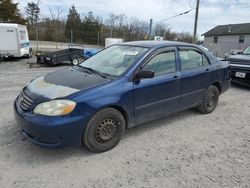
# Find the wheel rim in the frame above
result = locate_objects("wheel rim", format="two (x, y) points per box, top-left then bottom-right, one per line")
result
(95, 118), (117, 144)
(72, 59), (79, 65)
(206, 91), (217, 108)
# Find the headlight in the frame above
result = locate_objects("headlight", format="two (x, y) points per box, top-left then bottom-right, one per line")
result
(33, 100), (76, 116)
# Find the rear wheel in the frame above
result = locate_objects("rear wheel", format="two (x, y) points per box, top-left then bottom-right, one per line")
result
(197, 85), (219, 114)
(83, 108), (125, 153)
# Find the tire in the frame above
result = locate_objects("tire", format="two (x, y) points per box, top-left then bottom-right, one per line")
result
(71, 56), (80, 66)
(197, 85), (219, 114)
(83, 108), (125, 153)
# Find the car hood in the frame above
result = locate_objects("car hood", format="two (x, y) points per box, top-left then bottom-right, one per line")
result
(25, 67), (110, 99)
(228, 55), (250, 64)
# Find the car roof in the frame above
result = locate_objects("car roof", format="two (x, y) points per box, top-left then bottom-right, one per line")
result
(120, 40), (193, 49)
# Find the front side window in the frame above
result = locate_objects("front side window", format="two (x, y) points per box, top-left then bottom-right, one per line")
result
(180, 49), (203, 70)
(80, 45), (148, 77)
(142, 51), (176, 76)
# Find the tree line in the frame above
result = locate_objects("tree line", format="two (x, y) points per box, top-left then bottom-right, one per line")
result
(0, 0), (194, 45)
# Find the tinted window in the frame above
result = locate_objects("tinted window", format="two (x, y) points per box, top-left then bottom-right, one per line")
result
(180, 49), (203, 70)
(142, 51), (176, 76)
(203, 55), (210, 66)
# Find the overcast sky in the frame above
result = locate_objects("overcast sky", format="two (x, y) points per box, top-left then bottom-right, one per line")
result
(15, 0), (250, 38)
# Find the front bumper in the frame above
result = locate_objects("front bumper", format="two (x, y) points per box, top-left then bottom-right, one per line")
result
(230, 66), (250, 86)
(14, 99), (90, 148)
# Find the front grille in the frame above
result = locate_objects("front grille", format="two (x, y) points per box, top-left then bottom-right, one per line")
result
(18, 91), (34, 111)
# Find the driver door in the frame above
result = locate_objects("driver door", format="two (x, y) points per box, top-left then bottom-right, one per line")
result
(133, 48), (181, 124)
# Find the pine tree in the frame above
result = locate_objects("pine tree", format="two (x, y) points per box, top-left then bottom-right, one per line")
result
(81, 11), (102, 44)
(0, 0), (26, 24)
(65, 5), (82, 43)
(25, 1), (40, 25)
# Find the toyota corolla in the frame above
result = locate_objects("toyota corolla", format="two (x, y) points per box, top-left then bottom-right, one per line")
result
(14, 41), (231, 152)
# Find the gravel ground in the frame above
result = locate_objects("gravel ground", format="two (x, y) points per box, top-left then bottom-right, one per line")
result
(0, 59), (250, 188)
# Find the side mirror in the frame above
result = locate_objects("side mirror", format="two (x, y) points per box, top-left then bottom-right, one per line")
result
(135, 70), (155, 79)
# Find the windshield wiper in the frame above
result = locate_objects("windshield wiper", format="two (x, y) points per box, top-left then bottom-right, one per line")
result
(80, 66), (108, 78)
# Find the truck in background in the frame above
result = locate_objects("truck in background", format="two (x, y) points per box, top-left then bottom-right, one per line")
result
(0, 23), (32, 59)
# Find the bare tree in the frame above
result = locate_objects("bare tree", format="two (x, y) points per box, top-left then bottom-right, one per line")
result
(48, 6), (63, 44)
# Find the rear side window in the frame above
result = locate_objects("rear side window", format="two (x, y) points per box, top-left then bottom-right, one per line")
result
(203, 55), (210, 66)
(142, 51), (176, 76)
(180, 49), (203, 70)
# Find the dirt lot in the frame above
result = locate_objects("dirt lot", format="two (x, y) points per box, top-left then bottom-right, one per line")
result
(0, 59), (249, 188)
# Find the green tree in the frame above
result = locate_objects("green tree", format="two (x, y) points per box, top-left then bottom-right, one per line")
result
(0, 0), (26, 24)
(25, 1), (40, 41)
(65, 5), (81, 43)
(81, 11), (102, 44)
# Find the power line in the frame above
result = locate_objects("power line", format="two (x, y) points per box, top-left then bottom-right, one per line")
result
(157, 7), (196, 23)
(156, 0), (205, 23)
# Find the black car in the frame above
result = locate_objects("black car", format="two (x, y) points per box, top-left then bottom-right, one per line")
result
(227, 46), (250, 86)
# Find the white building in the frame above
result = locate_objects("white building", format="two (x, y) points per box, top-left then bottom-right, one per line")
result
(203, 23), (250, 57)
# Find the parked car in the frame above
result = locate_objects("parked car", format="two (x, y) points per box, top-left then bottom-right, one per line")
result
(224, 49), (243, 59)
(227, 46), (250, 86)
(14, 41), (231, 152)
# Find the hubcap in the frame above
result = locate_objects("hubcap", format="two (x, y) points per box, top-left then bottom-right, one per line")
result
(206, 91), (216, 107)
(72, 59), (79, 65)
(95, 118), (117, 144)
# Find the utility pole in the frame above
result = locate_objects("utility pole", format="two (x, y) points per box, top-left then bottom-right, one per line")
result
(149, 18), (153, 40)
(97, 32), (100, 46)
(110, 26), (113, 38)
(35, 23), (39, 51)
(193, 0), (200, 43)
(70, 30), (73, 44)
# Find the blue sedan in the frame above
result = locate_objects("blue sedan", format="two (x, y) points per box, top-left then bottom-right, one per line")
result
(14, 41), (231, 152)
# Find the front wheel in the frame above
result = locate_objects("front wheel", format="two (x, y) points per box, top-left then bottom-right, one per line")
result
(83, 108), (125, 153)
(197, 85), (219, 114)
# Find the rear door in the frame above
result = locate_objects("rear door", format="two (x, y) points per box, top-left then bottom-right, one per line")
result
(133, 47), (181, 124)
(178, 47), (212, 108)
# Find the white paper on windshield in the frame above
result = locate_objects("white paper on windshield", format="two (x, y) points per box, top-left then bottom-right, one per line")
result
(122, 51), (139, 56)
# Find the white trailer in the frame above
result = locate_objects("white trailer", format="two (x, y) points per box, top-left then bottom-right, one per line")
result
(0, 23), (32, 59)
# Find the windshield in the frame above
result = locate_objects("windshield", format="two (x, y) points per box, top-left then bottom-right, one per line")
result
(80, 45), (148, 77)
(243, 46), (250, 55)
